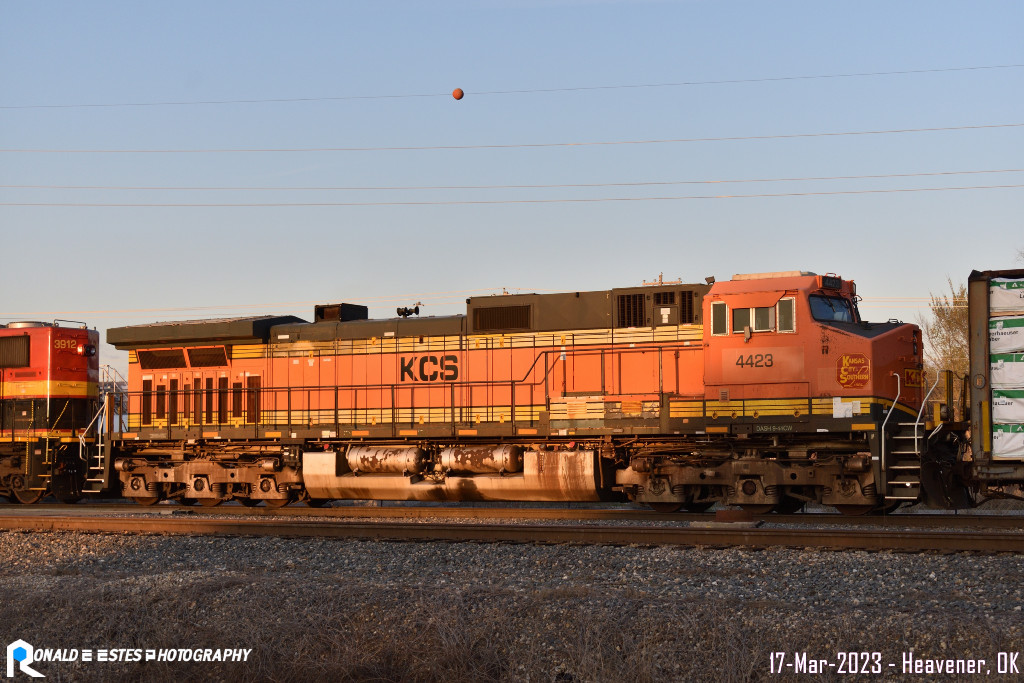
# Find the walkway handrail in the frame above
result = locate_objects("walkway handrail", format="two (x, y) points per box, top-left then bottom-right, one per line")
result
(880, 371), (901, 473)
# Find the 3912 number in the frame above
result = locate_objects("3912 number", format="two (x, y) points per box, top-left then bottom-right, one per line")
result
(735, 353), (773, 368)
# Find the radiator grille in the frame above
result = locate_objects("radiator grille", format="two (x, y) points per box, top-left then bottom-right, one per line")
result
(137, 349), (187, 370)
(0, 336), (30, 368)
(187, 347), (229, 367)
(473, 305), (531, 332)
(680, 291), (696, 323)
(653, 291), (675, 306)
(617, 294), (645, 328)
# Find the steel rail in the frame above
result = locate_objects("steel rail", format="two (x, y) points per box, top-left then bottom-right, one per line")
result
(1, 503), (1022, 528)
(1, 514), (1023, 552)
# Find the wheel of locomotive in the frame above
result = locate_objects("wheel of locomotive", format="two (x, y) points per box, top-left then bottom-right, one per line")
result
(773, 497), (806, 514)
(197, 498), (223, 508)
(12, 489), (45, 505)
(237, 498), (262, 507)
(647, 502), (683, 513)
(739, 504), (775, 515)
(683, 501), (715, 513)
(133, 497), (160, 506)
(10, 477), (45, 504)
(263, 498), (291, 509)
(835, 504), (875, 516)
(305, 499), (331, 508)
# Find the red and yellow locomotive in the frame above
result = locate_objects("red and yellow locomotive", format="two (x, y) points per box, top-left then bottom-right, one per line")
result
(0, 321), (100, 503)
(106, 270), (942, 514)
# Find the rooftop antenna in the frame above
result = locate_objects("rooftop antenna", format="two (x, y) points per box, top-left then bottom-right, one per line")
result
(642, 273), (682, 286)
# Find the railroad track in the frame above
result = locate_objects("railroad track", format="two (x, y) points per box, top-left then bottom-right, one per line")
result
(1, 502), (1023, 528)
(2, 510), (1023, 552)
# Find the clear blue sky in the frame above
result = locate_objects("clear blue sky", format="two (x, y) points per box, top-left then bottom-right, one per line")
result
(2, 1), (1022, 373)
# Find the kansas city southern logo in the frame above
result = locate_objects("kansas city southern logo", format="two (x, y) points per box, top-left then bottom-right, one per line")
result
(837, 353), (870, 388)
(400, 355), (459, 382)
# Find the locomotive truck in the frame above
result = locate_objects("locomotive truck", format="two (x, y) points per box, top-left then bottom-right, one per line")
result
(4, 268), (1022, 513)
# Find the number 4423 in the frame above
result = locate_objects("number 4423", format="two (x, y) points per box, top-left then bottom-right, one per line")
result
(735, 353), (773, 368)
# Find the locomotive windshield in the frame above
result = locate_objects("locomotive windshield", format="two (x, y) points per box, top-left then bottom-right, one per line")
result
(809, 295), (857, 323)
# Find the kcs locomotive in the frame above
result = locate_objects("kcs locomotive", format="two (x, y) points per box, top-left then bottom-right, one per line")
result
(5, 268), (1022, 514)
(0, 321), (99, 503)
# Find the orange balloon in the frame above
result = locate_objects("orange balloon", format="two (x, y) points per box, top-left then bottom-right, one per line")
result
(452, 88), (464, 100)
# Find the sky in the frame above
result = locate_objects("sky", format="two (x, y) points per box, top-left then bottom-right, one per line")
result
(1, 0), (1022, 374)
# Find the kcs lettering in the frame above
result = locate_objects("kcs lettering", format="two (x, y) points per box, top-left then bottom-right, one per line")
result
(400, 355), (458, 382)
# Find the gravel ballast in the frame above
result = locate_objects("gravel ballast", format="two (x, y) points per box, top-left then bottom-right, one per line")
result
(2, 530), (1023, 682)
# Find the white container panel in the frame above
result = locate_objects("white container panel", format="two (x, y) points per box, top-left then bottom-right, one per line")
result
(990, 278), (1024, 314)
(990, 316), (1024, 354)
(991, 353), (1024, 389)
(992, 424), (1024, 459)
(992, 389), (1024, 423)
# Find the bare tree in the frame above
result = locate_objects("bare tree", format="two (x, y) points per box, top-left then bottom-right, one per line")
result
(919, 278), (969, 418)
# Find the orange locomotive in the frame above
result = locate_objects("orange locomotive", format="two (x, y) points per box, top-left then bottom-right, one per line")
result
(0, 321), (100, 503)
(105, 270), (960, 514)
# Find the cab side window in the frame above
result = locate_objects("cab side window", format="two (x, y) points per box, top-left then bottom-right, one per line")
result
(777, 298), (796, 332)
(711, 301), (728, 335)
(732, 307), (750, 333)
(732, 306), (775, 333)
(753, 307), (775, 331)
(717, 297), (796, 335)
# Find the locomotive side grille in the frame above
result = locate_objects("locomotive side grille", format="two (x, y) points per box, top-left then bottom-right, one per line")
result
(0, 336), (30, 368)
(142, 379), (153, 425)
(617, 294), (645, 328)
(653, 291), (675, 306)
(680, 290), (696, 323)
(473, 305), (531, 332)
(187, 346), (229, 367)
(137, 349), (187, 370)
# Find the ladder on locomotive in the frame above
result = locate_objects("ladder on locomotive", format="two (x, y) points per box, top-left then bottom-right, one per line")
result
(879, 373), (941, 503)
(79, 365), (127, 494)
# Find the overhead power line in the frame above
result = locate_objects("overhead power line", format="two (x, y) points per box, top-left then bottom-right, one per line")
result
(475, 64), (1024, 95)
(1, 63), (1021, 110)
(3, 183), (1022, 207)
(0, 292), (963, 320)
(1, 169), (1020, 192)
(0, 287), (556, 319)
(2, 123), (1021, 154)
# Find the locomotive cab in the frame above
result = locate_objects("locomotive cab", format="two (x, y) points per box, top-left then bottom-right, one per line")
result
(703, 271), (924, 423)
(0, 322), (101, 503)
(685, 271), (932, 513)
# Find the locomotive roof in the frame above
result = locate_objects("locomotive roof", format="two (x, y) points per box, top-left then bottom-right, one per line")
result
(107, 315), (306, 349)
(464, 282), (710, 332)
(273, 281), (713, 342)
(271, 315), (466, 342)
(105, 272), (862, 350)
(108, 281), (717, 348)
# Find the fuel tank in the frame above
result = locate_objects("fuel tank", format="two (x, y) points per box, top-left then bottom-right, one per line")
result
(438, 445), (523, 474)
(303, 449), (600, 502)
